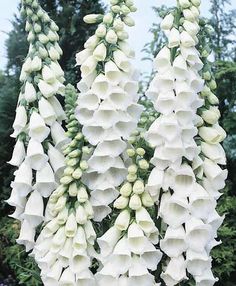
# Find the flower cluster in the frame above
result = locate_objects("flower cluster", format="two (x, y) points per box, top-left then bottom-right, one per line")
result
(7, 0), (67, 251)
(145, 0), (227, 285)
(96, 141), (162, 285)
(32, 85), (97, 285)
(75, 0), (143, 221)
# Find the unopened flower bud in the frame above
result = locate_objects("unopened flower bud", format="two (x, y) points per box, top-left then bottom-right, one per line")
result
(129, 194), (142, 210)
(141, 192), (154, 207)
(114, 196), (129, 209)
(84, 14), (103, 24)
(115, 210), (130, 231)
(69, 182), (78, 197)
(139, 159), (149, 170)
(60, 175), (73, 185)
(72, 168), (83, 179)
(133, 180), (145, 195)
(120, 182), (133, 197)
(127, 173), (137, 182)
(80, 160), (88, 170)
(96, 24), (107, 38)
(127, 148), (136, 157)
(136, 148), (145, 156)
(103, 13), (113, 24)
(105, 29), (118, 44)
(77, 186), (88, 203)
(128, 164), (138, 175)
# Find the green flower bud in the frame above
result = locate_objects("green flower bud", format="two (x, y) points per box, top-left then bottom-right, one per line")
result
(128, 164), (138, 174)
(127, 173), (137, 183)
(123, 16), (135, 27)
(34, 23), (42, 33)
(121, 5), (131, 15)
(127, 148), (136, 157)
(139, 159), (149, 170)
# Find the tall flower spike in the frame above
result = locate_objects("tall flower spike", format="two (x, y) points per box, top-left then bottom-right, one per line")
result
(76, 0), (143, 221)
(7, 0), (66, 252)
(145, 0), (226, 285)
(33, 85), (97, 285)
(95, 132), (162, 285)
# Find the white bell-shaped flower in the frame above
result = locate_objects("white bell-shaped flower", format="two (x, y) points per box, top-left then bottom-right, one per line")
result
(128, 255), (149, 277)
(34, 162), (57, 197)
(51, 121), (70, 150)
(161, 13), (174, 30)
(145, 167), (164, 199)
(168, 27), (180, 48)
(189, 183), (216, 220)
(12, 105), (28, 137)
(160, 193), (189, 228)
(59, 267), (76, 285)
(195, 268), (218, 286)
(50, 226), (67, 253)
(173, 54), (188, 80)
(160, 226), (187, 257)
(58, 237), (73, 267)
(29, 111), (50, 142)
(206, 210), (224, 238)
(203, 158), (228, 190)
(76, 49), (92, 65)
(90, 187), (119, 207)
(98, 226), (121, 257)
(105, 61), (122, 84)
(26, 138), (48, 170)
(82, 125), (106, 145)
(119, 79), (139, 95)
(94, 139), (126, 157)
(201, 142), (226, 165)
(9, 206), (24, 221)
(154, 91), (176, 115)
(108, 88), (132, 110)
(172, 164), (195, 196)
(115, 210), (131, 231)
(153, 68), (175, 91)
(92, 105), (119, 129)
(22, 190), (44, 227)
(91, 74), (110, 99)
(161, 255), (187, 286)
(42, 260), (63, 285)
(186, 217), (212, 252)
(77, 71), (97, 93)
(24, 82), (37, 102)
(180, 30), (195, 47)
(199, 124), (226, 144)
(128, 222), (147, 255)
(6, 188), (26, 209)
(37, 251), (57, 272)
(81, 55), (97, 77)
(8, 139), (26, 167)
(113, 50), (131, 73)
(76, 270), (96, 286)
(48, 96), (66, 122)
(42, 65), (56, 83)
(186, 249), (212, 276)
(153, 46), (171, 72)
(70, 249), (90, 273)
(16, 219), (35, 251)
(135, 207), (155, 234)
(38, 97), (57, 126)
(77, 91), (100, 110)
(48, 143), (66, 180)
(38, 80), (55, 98)
(73, 226), (87, 251)
(141, 240), (162, 271)
(11, 161), (32, 196)
(65, 212), (77, 238)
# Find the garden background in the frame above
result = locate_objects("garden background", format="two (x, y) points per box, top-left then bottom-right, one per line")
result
(0, 0), (235, 285)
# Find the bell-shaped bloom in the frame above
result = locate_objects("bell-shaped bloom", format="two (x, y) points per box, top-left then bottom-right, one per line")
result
(113, 50), (131, 73)
(172, 164), (195, 196)
(23, 190), (44, 227)
(76, 270), (96, 286)
(189, 183), (216, 220)
(90, 187), (119, 207)
(168, 27), (180, 48)
(91, 74), (110, 99)
(70, 249), (90, 274)
(11, 161), (32, 196)
(77, 91), (100, 110)
(173, 54), (188, 80)
(201, 142), (226, 165)
(50, 61), (64, 78)
(58, 237), (73, 266)
(145, 167), (164, 199)
(8, 139), (26, 167)
(59, 267), (76, 285)
(135, 207), (155, 234)
(29, 111), (50, 142)
(51, 121), (70, 150)
(128, 222), (147, 255)
(160, 226), (187, 257)
(76, 49), (92, 65)
(16, 219), (35, 252)
(48, 143), (66, 181)
(6, 188), (26, 209)
(38, 97), (57, 126)
(154, 91), (176, 115)
(76, 107), (94, 125)
(115, 210), (130, 231)
(9, 206), (24, 221)
(38, 80), (55, 98)
(42, 65), (56, 83)
(34, 162), (57, 197)
(105, 61), (122, 84)
(26, 138), (48, 170)
(48, 96), (66, 122)
(108, 88), (132, 110)
(180, 31), (195, 47)
(160, 14), (174, 31)
(50, 226), (67, 253)
(82, 125), (106, 145)
(128, 255), (149, 277)
(160, 193), (189, 228)
(73, 226), (87, 252)
(84, 221), (96, 245)
(94, 139), (126, 158)
(161, 255), (187, 286)
(92, 105), (119, 130)
(81, 55), (97, 77)
(24, 82), (37, 102)
(186, 217), (212, 252)
(93, 43), (107, 61)
(199, 124), (226, 144)
(77, 71), (97, 93)
(37, 251), (57, 272)
(203, 158), (228, 190)
(153, 68), (175, 91)
(186, 249), (212, 276)
(98, 226), (121, 257)
(42, 260), (63, 285)
(195, 268), (218, 286)
(141, 240), (162, 271)
(206, 210), (224, 239)
(65, 212), (77, 238)
(12, 105), (28, 138)
(120, 79), (138, 96)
